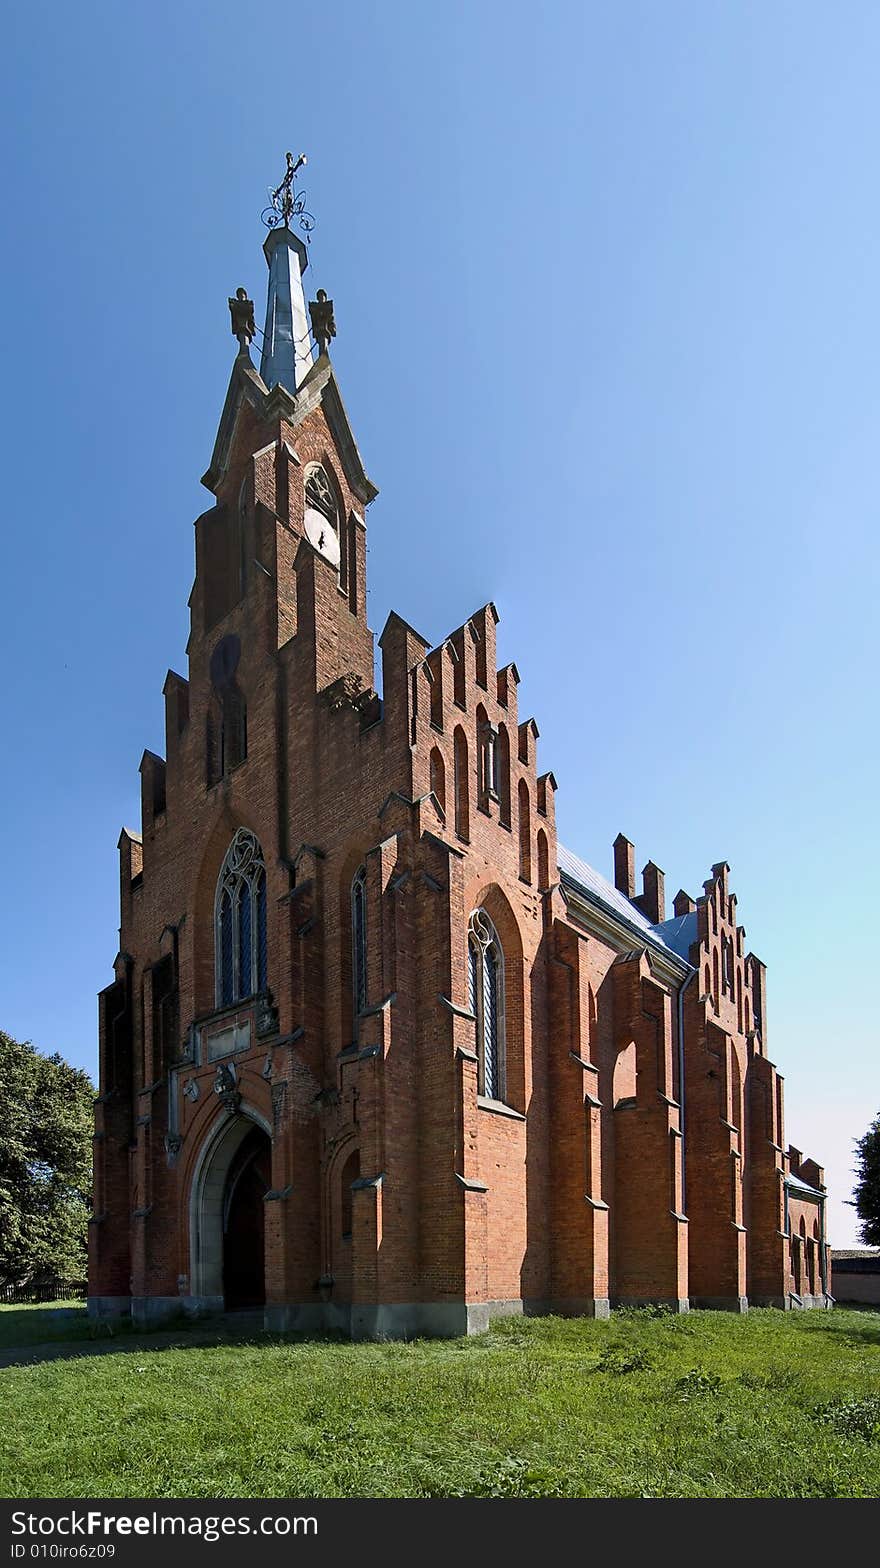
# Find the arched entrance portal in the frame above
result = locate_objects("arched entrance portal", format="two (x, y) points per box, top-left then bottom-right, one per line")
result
(190, 1111), (272, 1311)
(223, 1124), (271, 1308)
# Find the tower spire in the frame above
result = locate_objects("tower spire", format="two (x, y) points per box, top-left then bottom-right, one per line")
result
(259, 152), (315, 395)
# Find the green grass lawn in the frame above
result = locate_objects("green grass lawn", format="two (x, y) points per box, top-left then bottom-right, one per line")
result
(1, 1306), (878, 1498)
(0, 1302), (99, 1350)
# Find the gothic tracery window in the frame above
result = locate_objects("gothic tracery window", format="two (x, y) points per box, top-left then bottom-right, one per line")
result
(352, 865), (368, 1022)
(305, 463), (336, 519)
(215, 828), (268, 1007)
(468, 909), (505, 1101)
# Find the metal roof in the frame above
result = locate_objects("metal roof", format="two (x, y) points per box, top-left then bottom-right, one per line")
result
(785, 1173), (825, 1198)
(557, 845), (692, 965)
(652, 911), (699, 961)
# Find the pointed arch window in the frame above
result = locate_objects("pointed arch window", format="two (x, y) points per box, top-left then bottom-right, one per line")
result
(340, 1148), (360, 1240)
(429, 746), (446, 815)
(305, 463), (337, 521)
(215, 828), (268, 1007)
(352, 866), (368, 1022)
(454, 726), (470, 840)
(468, 909), (505, 1102)
(303, 463), (342, 575)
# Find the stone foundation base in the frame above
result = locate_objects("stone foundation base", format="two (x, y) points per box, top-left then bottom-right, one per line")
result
(96, 1291), (786, 1339)
(130, 1296), (190, 1329)
(267, 1296), (612, 1339)
(87, 1295), (131, 1319)
(529, 1297), (611, 1320)
(92, 1294), (251, 1329)
(180, 1295), (224, 1320)
(264, 1302), (347, 1336)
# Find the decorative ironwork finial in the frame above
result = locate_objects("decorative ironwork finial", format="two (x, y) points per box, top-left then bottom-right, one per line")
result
(261, 151), (315, 239)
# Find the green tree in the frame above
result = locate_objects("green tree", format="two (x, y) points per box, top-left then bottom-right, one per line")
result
(852, 1110), (880, 1248)
(0, 1031), (95, 1290)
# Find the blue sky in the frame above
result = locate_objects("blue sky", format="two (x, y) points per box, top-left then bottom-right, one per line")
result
(2, 2), (877, 1246)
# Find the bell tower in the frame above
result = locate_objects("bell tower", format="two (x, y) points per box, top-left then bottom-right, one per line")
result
(193, 155), (378, 708)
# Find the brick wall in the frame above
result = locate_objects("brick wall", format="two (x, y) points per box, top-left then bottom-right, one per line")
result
(90, 345), (829, 1331)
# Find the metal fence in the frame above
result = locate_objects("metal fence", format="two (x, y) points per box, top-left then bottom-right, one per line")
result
(0, 1279), (87, 1304)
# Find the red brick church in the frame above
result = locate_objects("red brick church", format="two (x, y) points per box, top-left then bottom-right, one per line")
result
(89, 174), (831, 1334)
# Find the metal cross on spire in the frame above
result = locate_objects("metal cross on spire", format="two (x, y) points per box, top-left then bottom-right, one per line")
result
(261, 151), (315, 239)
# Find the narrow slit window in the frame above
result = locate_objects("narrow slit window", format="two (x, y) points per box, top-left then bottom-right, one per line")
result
(352, 866), (368, 1022)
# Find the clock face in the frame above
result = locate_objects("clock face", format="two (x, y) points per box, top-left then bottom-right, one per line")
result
(304, 505), (341, 567)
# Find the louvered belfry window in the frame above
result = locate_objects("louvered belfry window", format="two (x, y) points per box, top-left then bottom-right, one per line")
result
(468, 908), (505, 1101)
(215, 828), (268, 1007)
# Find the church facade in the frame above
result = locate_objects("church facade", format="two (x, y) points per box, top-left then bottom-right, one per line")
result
(89, 196), (831, 1336)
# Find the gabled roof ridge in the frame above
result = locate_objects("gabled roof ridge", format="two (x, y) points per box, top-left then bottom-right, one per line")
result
(201, 356), (376, 504)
